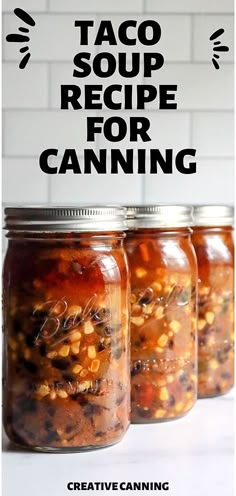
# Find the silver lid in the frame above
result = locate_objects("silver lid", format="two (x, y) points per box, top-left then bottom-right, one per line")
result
(192, 205), (234, 226)
(126, 205), (192, 228)
(4, 206), (127, 232)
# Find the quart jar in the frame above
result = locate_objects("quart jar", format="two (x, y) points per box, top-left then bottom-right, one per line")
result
(125, 206), (198, 423)
(3, 206), (130, 452)
(192, 205), (234, 398)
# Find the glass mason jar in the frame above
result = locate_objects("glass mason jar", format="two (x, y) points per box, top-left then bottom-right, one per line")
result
(3, 206), (130, 452)
(192, 205), (234, 398)
(125, 206), (198, 423)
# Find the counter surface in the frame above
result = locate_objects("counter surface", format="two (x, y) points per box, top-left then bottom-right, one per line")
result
(2, 390), (234, 496)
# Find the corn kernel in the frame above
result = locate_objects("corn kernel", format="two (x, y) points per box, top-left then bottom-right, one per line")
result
(9, 338), (18, 351)
(24, 349), (31, 360)
(69, 331), (82, 343)
(157, 378), (167, 387)
(167, 375), (174, 384)
(84, 321), (94, 334)
(157, 334), (168, 348)
(209, 359), (218, 370)
(154, 409), (166, 419)
(205, 312), (214, 325)
(50, 391), (57, 400)
(155, 347), (164, 353)
(78, 381), (91, 392)
(135, 267), (147, 279)
(131, 316), (144, 326)
(159, 387), (169, 402)
(175, 402), (184, 413)
(199, 286), (210, 296)
(169, 320), (181, 333)
(80, 369), (88, 378)
(155, 307), (164, 320)
(198, 319), (206, 330)
(68, 305), (82, 316)
(88, 345), (96, 359)
(143, 304), (154, 315)
(72, 364), (83, 374)
(131, 304), (142, 315)
(90, 359), (100, 373)
(47, 351), (57, 359)
(130, 294), (137, 304)
(152, 282), (162, 292)
(58, 345), (70, 357)
(57, 390), (68, 399)
(71, 343), (80, 355)
(37, 385), (50, 397)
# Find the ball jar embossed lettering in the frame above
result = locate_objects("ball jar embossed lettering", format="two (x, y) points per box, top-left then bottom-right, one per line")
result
(3, 206), (130, 452)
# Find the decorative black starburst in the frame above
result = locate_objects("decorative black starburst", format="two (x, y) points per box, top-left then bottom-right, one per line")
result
(6, 8), (36, 69)
(209, 28), (229, 70)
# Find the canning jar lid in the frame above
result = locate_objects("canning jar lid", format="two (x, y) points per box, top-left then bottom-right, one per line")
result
(4, 205), (128, 232)
(125, 205), (192, 228)
(192, 205), (234, 226)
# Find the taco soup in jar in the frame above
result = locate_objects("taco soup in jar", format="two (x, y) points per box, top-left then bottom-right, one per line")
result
(3, 206), (130, 452)
(192, 205), (234, 398)
(125, 206), (198, 423)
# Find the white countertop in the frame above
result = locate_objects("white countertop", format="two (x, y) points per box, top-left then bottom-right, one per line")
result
(2, 390), (234, 496)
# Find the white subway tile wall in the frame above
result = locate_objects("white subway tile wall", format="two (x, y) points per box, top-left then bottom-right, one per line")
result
(2, 0), (234, 217)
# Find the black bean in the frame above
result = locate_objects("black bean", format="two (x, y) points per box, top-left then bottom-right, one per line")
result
(13, 319), (22, 334)
(62, 373), (74, 382)
(18, 397), (37, 413)
(25, 334), (35, 348)
(179, 372), (189, 389)
(65, 425), (74, 434)
(97, 342), (106, 352)
(136, 407), (152, 419)
(39, 343), (46, 357)
(44, 420), (53, 430)
(131, 360), (142, 376)
(83, 403), (103, 416)
(217, 350), (228, 364)
(221, 371), (231, 379)
(52, 358), (70, 370)
(43, 431), (60, 444)
(199, 337), (206, 347)
(47, 406), (55, 417)
(95, 431), (105, 437)
(167, 395), (176, 407)
(104, 326), (113, 336)
(139, 295), (153, 306)
(23, 359), (38, 374)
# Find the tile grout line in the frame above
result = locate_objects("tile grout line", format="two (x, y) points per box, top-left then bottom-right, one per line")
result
(2, 111), (6, 157)
(190, 112), (194, 149)
(190, 15), (195, 62)
(47, 63), (51, 109)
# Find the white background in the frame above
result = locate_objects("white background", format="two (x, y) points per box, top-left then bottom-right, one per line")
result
(2, 0), (234, 223)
